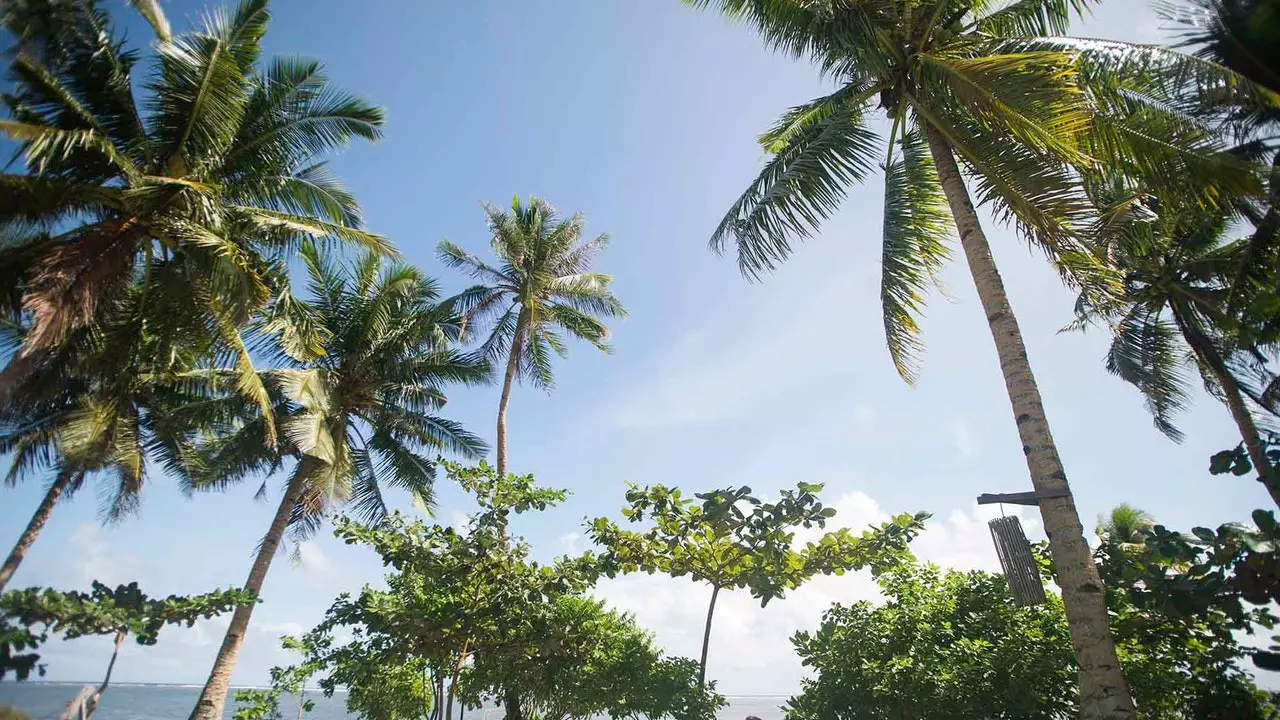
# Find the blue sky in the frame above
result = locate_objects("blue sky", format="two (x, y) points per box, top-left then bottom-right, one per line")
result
(1, 0), (1273, 699)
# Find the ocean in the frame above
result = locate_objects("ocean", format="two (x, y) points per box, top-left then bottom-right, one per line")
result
(0, 683), (787, 720)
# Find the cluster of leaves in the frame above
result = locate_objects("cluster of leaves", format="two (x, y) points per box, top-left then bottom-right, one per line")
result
(0, 581), (253, 679)
(1107, 509), (1280, 666)
(589, 481), (927, 685)
(461, 595), (725, 720)
(789, 563), (1078, 720)
(590, 482), (928, 601)
(292, 463), (718, 720)
(232, 635), (322, 720)
(787, 548), (1278, 720)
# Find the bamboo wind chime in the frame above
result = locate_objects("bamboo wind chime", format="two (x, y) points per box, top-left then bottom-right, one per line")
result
(975, 489), (1069, 606)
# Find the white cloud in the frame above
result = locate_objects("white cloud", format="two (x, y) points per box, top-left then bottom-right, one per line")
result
(558, 532), (581, 554)
(70, 523), (143, 587)
(296, 541), (333, 578)
(914, 503), (1042, 572)
(609, 276), (873, 428)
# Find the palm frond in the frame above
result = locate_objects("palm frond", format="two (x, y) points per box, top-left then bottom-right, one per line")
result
(709, 84), (882, 278)
(881, 130), (954, 385)
(126, 0), (171, 42)
(1105, 305), (1193, 441)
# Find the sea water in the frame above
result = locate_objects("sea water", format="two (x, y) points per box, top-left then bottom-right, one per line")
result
(0, 683), (787, 720)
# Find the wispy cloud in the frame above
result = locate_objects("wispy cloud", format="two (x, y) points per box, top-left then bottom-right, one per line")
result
(70, 523), (143, 587)
(610, 276), (875, 428)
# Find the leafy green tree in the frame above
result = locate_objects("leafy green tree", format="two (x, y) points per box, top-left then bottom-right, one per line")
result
(316, 461), (590, 720)
(231, 635), (322, 720)
(1, 581), (252, 718)
(187, 252), (489, 720)
(0, 0), (387, 419)
(589, 482), (927, 686)
(787, 556), (1277, 720)
(317, 641), (434, 720)
(789, 562), (1077, 720)
(1092, 507), (1279, 717)
(461, 595), (725, 720)
(311, 462), (719, 720)
(681, 1), (1271, 712)
(437, 197), (626, 480)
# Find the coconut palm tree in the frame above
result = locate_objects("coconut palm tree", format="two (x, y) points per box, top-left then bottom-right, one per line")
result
(0, 266), (230, 592)
(0, 0), (389, 436)
(681, 1), (1270, 715)
(1071, 182), (1280, 506)
(437, 197), (626, 480)
(187, 246), (490, 720)
(1097, 503), (1155, 545)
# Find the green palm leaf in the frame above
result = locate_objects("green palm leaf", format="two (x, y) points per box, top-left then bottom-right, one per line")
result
(881, 131), (954, 385)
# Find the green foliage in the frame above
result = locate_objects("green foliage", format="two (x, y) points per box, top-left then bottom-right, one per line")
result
(592, 482), (928, 601)
(308, 463), (719, 720)
(189, 250), (491, 539)
(437, 196), (626, 393)
(1111, 510), (1280, 639)
(590, 481), (927, 683)
(0, 0), (388, 438)
(788, 563), (1078, 720)
(1094, 511), (1280, 716)
(462, 596), (725, 720)
(0, 581), (252, 679)
(232, 635), (321, 720)
(787, 546), (1278, 720)
(687, 0), (1269, 378)
(318, 644), (433, 720)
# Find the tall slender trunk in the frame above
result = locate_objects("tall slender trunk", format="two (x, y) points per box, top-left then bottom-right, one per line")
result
(503, 690), (523, 720)
(698, 584), (720, 688)
(1172, 308), (1280, 506)
(189, 458), (315, 720)
(923, 123), (1135, 719)
(445, 640), (469, 720)
(495, 309), (530, 481)
(1, 468), (77, 592)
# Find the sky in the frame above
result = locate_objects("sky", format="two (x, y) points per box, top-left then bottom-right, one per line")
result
(1, 0), (1275, 701)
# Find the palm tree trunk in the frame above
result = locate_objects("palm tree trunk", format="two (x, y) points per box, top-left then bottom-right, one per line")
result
(496, 309), (530, 481)
(922, 123), (1135, 720)
(1172, 308), (1280, 506)
(697, 584), (720, 688)
(188, 458), (315, 720)
(0, 468), (77, 592)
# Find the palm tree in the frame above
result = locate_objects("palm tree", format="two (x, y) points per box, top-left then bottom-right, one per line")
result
(187, 246), (490, 720)
(0, 269), (228, 592)
(1071, 183), (1280, 506)
(0, 0), (389, 435)
(437, 197), (626, 480)
(680, 1), (1268, 715)
(1097, 503), (1155, 545)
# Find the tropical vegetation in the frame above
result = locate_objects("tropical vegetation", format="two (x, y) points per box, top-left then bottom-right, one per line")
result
(437, 197), (625, 481)
(1, 0), (1280, 719)
(787, 509), (1278, 720)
